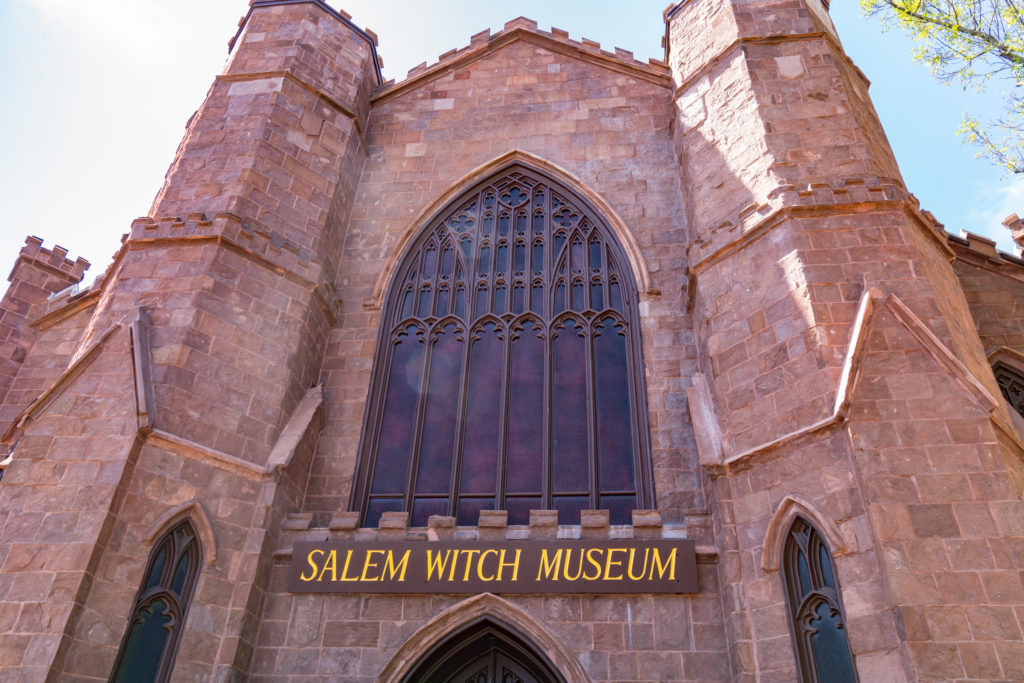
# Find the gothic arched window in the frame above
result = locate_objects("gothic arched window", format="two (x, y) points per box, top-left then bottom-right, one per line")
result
(355, 166), (652, 527)
(994, 361), (1024, 419)
(782, 517), (858, 683)
(111, 520), (201, 683)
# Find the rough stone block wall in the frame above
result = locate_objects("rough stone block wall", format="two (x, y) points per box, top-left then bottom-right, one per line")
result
(60, 439), (273, 680)
(712, 430), (899, 682)
(848, 305), (1024, 680)
(151, 2), (378, 273)
(0, 328), (137, 680)
(0, 238), (90, 434)
(953, 252), (1024, 355)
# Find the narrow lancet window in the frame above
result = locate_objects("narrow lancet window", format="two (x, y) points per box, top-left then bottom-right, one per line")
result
(111, 520), (201, 683)
(782, 517), (858, 683)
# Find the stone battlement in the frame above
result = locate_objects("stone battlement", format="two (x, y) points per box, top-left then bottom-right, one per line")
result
(276, 510), (690, 553)
(382, 15), (669, 93)
(10, 236), (89, 284)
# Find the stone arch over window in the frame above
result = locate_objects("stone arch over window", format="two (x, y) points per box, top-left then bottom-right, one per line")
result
(110, 519), (202, 683)
(781, 517), (858, 683)
(353, 164), (653, 527)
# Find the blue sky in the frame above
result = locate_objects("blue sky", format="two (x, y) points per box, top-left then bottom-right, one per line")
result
(0, 0), (1020, 287)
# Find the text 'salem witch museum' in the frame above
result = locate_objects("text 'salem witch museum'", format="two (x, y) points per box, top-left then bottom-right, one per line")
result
(4, 0), (1024, 681)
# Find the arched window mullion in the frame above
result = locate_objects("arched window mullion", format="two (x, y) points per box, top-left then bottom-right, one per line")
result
(447, 321), (476, 519)
(111, 521), (200, 683)
(542, 316), (553, 512)
(585, 320), (599, 511)
(403, 323), (439, 512)
(357, 325), (418, 516)
(495, 317), (512, 512)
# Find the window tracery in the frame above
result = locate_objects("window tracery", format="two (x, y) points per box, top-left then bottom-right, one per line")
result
(994, 361), (1024, 419)
(111, 520), (201, 683)
(782, 517), (858, 683)
(355, 167), (651, 527)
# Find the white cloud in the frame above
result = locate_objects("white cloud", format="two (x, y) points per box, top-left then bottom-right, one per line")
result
(965, 175), (1024, 255)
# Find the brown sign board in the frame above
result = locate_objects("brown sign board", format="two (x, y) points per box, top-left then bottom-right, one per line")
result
(289, 539), (698, 594)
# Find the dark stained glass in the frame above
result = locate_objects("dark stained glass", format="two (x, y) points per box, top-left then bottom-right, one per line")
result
(512, 282), (525, 313)
(112, 521), (200, 683)
(594, 317), (635, 492)
(356, 168), (650, 527)
(808, 602), (858, 683)
(462, 324), (503, 494)
(514, 242), (526, 272)
(994, 362), (1024, 419)
(112, 599), (172, 683)
(572, 281), (584, 311)
(589, 240), (602, 270)
(417, 286), (432, 317)
(170, 551), (191, 595)
(440, 246), (455, 278)
(530, 282), (543, 315)
(436, 287), (450, 316)
(144, 547), (167, 591)
(591, 279), (604, 310)
(783, 518), (859, 683)
(507, 320), (544, 494)
(370, 328), (424, 496)
(552, 319), (588, 493)
(414, 325), (463, 497)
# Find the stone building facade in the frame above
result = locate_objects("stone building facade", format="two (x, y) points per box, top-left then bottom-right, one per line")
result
(3, 0), (1024, 680)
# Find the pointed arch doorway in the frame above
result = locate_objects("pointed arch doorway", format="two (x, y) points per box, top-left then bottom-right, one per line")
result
(402, 619), (565, 683)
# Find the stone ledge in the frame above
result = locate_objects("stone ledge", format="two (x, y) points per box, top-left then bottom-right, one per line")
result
(274, 509), (690, 556)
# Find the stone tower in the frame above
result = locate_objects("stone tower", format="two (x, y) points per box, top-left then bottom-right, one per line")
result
(1, 0), (1023, 681)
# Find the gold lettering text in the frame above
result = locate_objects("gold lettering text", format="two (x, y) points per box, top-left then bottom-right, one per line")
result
(537, 548), (563, 581)
(649, 548), (677, 581)
(603, 548), (625, 581)
(300, 549), (323, 582)
(627, 547), (649, 581)
(460, 549), (482, 581)
(426, 549), (454, 581)
(477, 549), (498, 582)
(563, 549), (584, 581)
(360, 549), (383, 581)
(383, 550), (411, 582)
(498, 548), (521, 581)
(583, 548), (603, 580)
(316, 550), (337, 582)
(339, 549), (360, 581)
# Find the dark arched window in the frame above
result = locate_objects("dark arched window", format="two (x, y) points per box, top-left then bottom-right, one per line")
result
(994, 361), (1024, 419)
(355, 166), (651, 527)
(111, 520), (201, 683)
(782, 517), (858, 683)
(403, 619), (564, 683)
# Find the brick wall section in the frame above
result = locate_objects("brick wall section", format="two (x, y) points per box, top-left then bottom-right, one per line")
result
(309, 28), (701, 521)
(0, 329), (138, 680)
(0, 238), (89, 434)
